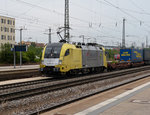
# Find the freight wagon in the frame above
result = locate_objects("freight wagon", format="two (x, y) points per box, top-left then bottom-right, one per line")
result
(120, 49), (143, 63)
(143, 49), (150, 64)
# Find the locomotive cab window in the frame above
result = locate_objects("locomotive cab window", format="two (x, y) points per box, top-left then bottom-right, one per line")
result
(44, 44), (63, 58)
(65, 49), (70, 56)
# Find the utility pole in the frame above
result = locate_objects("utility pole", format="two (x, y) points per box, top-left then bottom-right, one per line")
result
(79, 35), (85, 43)
(20, 28), (23, 68)
(64, 0), (70, 43)
(48, 28), (51, 44)
(44, 27), (53, 44)
(146, 36), (148, 48)
(122, 18), (126, 48)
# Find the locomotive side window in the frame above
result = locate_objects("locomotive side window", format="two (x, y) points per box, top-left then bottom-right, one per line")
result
(65, 49), (70, 56)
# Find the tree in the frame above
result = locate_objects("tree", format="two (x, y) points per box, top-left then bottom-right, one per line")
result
(26, 51), (35, 62)
(0, 44), (13, 63)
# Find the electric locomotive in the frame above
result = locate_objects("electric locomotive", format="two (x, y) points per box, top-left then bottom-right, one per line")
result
(40, 42), (107, 75)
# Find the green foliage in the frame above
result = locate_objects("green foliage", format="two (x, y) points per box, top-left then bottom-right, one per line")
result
(0, 44), (14, 63)
(26, 51), (35, 62)
(0, 43), (43, 64)
(22, 52), (30, 63)
(106, 49), (120, 61)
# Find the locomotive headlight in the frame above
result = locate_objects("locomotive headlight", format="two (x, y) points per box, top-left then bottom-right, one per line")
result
(59, 60), (62, 64)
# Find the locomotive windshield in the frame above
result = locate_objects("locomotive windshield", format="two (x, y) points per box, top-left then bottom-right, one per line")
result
(44, 43), (63, 58)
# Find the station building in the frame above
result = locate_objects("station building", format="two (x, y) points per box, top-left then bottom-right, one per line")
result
(0, 16), (15, 48)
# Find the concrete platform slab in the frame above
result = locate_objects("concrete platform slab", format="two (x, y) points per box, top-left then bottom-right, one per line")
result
(0, 65), (39, 72)
(0, 76), (48, 86)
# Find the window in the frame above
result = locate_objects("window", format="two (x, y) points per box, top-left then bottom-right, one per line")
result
(8, 36), (12, 40)
(1, 19), (3, 23)
(1, 35), (3, 40)
(8, 36), (10, 40)
(10, 20), (12, 25)
(1, 27), (3, 32)
(4, 27), (9, 32)
(4, 19), (6, 24)
(7, 20), (9, 24)
(10, 36), (12, 40)
(10, 28), (13, 33)
(44, 45), (62, 58)
(4, 27), (7, 32)
(13, 21), (14, 25)
(65, 49), (70, 56)
(1, 35), (6, 40)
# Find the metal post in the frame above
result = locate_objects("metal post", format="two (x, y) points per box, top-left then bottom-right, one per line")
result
(79, 35), (85, 43)
(14, 48), (16, 69)
(146, 36), (148, 48)
(83, 36), (85, 43)
(122, 18), (126, 48)
(20, 28), (22, 68)
(49, 28), (51, 44)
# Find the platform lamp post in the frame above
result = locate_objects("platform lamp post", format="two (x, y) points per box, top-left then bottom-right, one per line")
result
(16, 27), (27, 68)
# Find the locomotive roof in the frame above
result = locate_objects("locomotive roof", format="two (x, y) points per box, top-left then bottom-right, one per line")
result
(47, 43), (64, 47)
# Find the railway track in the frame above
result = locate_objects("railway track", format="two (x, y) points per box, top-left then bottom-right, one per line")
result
(0, 66), (150, 102)
(0, 66), (150, 114)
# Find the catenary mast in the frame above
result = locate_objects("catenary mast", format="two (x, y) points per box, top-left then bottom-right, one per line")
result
(64, 0), (70, 43)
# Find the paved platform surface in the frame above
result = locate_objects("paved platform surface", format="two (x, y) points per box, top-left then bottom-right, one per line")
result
(99, 86), (150, 115)
(76, 81), (150, 115)
(0, 76), (47, 86)
(0, 65), (39, 71)
(42, 77), (150, 115)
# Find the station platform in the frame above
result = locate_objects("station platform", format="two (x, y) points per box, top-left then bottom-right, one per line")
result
(0, 65), (39, 72)
(75, 81), (150, 115)
(43, 77), (150, 115)
(98, 84), (150, 115)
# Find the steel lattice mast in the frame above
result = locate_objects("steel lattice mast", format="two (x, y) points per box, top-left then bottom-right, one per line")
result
(122, 18), (126, 48)
(64, 0), (70, 42)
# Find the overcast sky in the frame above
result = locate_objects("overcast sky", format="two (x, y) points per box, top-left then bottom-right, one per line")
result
(0, 0), (150, 47)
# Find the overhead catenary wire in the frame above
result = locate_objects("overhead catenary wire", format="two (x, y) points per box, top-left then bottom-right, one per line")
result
(96, 0), (150, 33)
(1, 0), (149, 46)
(130, 0), (147, 13)
(1, 1), (122, 36)
(9, 0), (150, 33)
